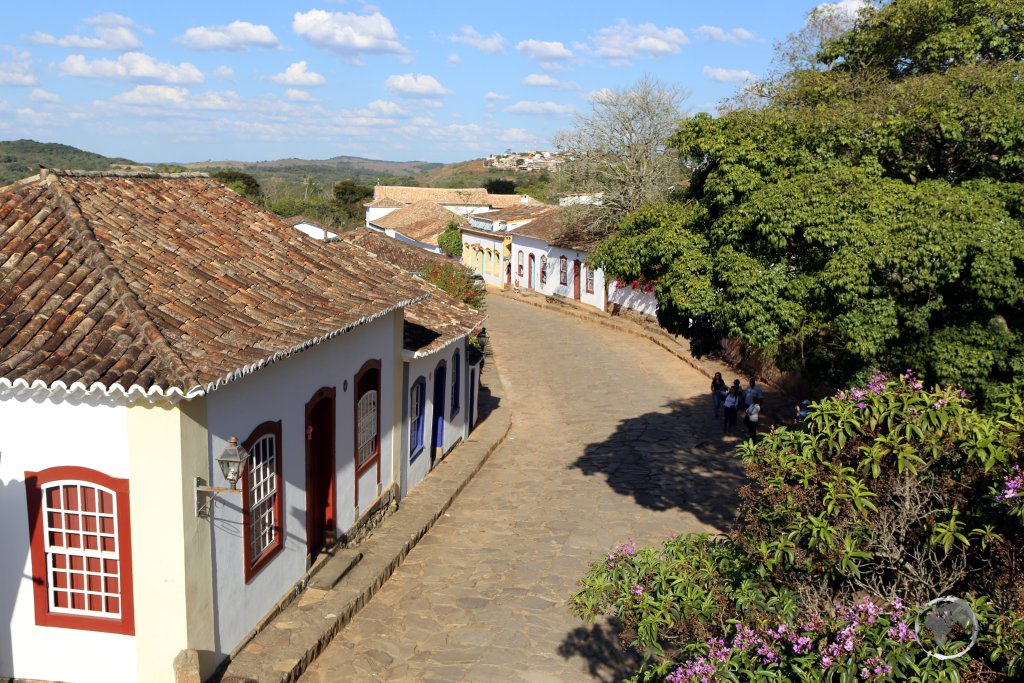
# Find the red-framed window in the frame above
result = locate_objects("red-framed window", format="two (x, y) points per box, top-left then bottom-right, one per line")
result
(24, 466), (135, 635)
(355, 359), (382, 476)
(559, 256), (568, 286)
(517, 250), (524, 277)
(242, 421), (283, 583)
(586, 267), (595, 293)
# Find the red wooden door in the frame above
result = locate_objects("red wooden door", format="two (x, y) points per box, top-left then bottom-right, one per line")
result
(573, 260), (581, 300)
(305, 387), (336, 558)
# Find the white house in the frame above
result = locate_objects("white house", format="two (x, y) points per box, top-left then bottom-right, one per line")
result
(0, 169), (483, 683)
(461, 205), (658, 318)
(337, 229), (486, 495)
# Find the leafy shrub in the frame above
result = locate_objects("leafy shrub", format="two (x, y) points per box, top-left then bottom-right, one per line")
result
(420, 262), (485, 311)
(437, 221), (463, 258)
(571, 373), (1024, 681)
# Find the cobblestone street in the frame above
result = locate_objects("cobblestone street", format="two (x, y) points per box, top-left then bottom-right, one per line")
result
(301, 294), (757, 682)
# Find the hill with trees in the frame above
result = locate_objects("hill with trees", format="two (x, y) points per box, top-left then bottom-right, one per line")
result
(0, 140), (137, 185)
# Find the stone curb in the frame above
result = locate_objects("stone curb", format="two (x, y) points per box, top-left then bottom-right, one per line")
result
(215, 352), (513, 683)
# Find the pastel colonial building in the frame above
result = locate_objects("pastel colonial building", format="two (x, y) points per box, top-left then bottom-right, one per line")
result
(0, 170), (482, 682)
(461, 205), (658, 318)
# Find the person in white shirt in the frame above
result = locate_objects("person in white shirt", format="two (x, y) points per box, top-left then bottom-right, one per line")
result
(723, 386), (741, 434)
(744, 378), (764, 409)
(745, 400), (761, 440)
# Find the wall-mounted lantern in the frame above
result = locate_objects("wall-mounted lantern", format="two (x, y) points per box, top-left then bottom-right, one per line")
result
(195, 436), (249, 517)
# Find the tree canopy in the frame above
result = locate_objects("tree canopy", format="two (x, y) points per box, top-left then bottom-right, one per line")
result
(591, 0), (1024, 399)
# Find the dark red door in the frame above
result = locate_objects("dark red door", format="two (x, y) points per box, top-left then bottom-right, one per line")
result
(573, 260), (581, 300)
(305, 387), (336, 559)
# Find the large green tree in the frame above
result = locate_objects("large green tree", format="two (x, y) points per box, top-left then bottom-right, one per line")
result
(591, 0), (1024, 399)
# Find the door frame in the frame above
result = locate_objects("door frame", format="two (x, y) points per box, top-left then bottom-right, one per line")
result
(305, 386), (336, 557)
(528, 253), (535, 290)
(430, 360), (447, 464)
(353, 359), (382, 509)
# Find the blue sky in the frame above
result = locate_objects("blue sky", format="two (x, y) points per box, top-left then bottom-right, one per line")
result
(0, 1), (853, 164)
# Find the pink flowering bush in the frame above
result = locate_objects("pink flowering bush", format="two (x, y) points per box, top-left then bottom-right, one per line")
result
(571, 374), (1024, 681)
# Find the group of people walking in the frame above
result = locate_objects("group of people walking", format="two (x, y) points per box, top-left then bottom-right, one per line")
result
(711, 373), (763, 440)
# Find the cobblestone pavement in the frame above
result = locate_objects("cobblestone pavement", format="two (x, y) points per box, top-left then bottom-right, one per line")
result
(301, 294), (764, 683)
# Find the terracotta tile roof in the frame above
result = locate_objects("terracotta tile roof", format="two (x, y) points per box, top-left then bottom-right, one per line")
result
(335, 229), (485, 356)
(341, 228), (452, 272)
(0, 169), (428, 401)
(485, 193), (543, 209)
(363, 198), (406, 209)
(368, 200), (468, 245)
(372, 185), (489, 206)
(510, 209), (601, 250)
(475, 205), (556, 224)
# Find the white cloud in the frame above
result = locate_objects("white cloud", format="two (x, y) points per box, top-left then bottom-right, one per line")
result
(30, 88), (60, 102)
(271, 61), (326, 87)
(588, 20), (688, 65)
(0, 45), (36, 85)
(516, 39), (572, 61)
(385, 73), (451, 96)
(59, 52), (204, 84)
(285, 88), (314, 101)
(703, 66), (757, 82)
(293, 10), (407, 58)
(366, 99), (408, 116)
(114, 84), (188, 105)
(0, 62), (36, 86)
(178, 21), (280, 50)
(447, 53), (461, 66)
(522, 73), (577, 90)
(214, 65), (235, 80)
(485, 91), (509, 100)
(499, 127), (534, 143)
(31, 14), (143, 51)
(111, 84), (241, 110)
(505, 100), (576, 116)
(694, 25), (756, 43)
(451, 26), (504, 53)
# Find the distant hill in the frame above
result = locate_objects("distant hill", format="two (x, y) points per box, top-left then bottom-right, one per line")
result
(185, 155), (444, 188)
(0, 140), (138, 185)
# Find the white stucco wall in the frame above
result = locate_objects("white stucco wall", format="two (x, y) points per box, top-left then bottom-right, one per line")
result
(608, 279), (659, 317)
(204, 312), (400, 657)
(509, 235), (551, 294)
(0, 395), (137, 683)
(365, 206), (397, 226)
(400, 340), (468, 496)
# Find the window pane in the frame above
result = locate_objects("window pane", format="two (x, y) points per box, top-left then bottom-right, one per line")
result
(41, 482), (122, 619)
(247, 434), (278, 561)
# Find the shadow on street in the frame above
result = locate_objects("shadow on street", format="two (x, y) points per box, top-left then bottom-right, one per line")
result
(571, 395), (750, 531)
(558, 617), (644, 683)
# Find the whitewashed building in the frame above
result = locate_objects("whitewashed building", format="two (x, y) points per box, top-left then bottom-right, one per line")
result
(461, 205), (658, 318)
(0, 170), (483, 682)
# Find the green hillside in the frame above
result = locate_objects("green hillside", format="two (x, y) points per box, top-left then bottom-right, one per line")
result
(0, 140), (137, 185)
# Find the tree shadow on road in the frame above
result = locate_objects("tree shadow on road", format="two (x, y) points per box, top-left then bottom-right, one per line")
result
(571, 396), (753, 531)
(558, 617), (644, 683)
